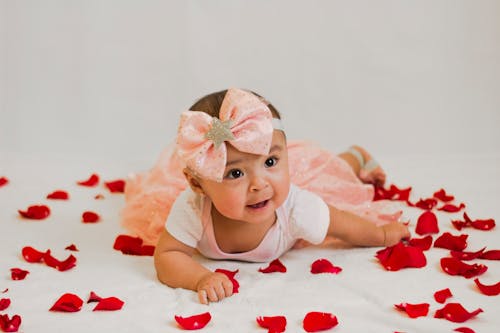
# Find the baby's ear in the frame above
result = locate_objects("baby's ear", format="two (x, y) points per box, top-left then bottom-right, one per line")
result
(183, 168), (205, 195)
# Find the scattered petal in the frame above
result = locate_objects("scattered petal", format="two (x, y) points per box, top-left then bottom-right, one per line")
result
(215, 269), (239, 293)
(415, 211), (439, 235)
(479, 250), (500, 260)
(0, 314), (21, 332)
(94, 194), (105, 200)
(375, 242), (426, 271)
(18, 205), (50, 220)
(65, 244), (79, 251)
(434, 303), (482, 323)
(303, 312), (338, 332)
(433, 189), (455, 202)
(174, 312), (211, 330)
(450, 247), (486, 261)
(434, 288), (453, 303)
(408, 236), (433, 251)
(87, 291), (103, 303)
(259, 259), (287, 273)
(374, 184), (412, 201)
(454, 213), (496, 231)
(1, 289), (7, 294)
(104, 179), (126, 193)
(473, 278), (500, 296)
(434, 232), (468, 251)
(0, 298), (10, 311)
(310, 259), (342, 274)
(438, 203), (465, 213)
(454, 328), (475, 333)
(22, 246), (46, 263)
(77, 173), (99, 187)
(93, 297), (124, 311)
(256, 316), (287, 333)
(82, 211), (100, 223)
(49, 293), (83, 312)
(43, 252), (77, 272)
(10, 268), (29, 281)
(113, 235), (155, 256)
(440, 257), (487, 279)
(0, 177), (9, 187)
(46, 190), (69, 200)
(414, 198), (438, 210)
(394, 303), (429, 318)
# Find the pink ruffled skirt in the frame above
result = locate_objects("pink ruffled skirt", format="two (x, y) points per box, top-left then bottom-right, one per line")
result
(121, 141), (401, 245)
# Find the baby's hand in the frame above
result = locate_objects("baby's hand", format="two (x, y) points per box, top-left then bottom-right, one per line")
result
(196, 272), (234, 304)
(381, 222), (411, 247)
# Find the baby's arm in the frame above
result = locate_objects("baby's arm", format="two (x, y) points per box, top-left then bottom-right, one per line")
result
(327, 205), (410, 247)
(154, 230), (233, 304)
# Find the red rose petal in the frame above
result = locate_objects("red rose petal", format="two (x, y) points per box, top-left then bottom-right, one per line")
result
(1, 289), (7, 294)
(433, 189), (455, 202)
(174, 312), (211, 330)
(394, 302), (429, 318)
(450, 247), (486, 261)
(0, 177), (9, 187)
(256, 315), (287, 333)
(434, 303), (482, 323)
(415, 211), (439, 235)
(49, 293), (83, 312)
(77, 173), (99, 187)
(113, 234), (155, 256)
(303, 312), (338, 332)
(479, 249), (500, 260)
(0, 314), (21, 333)
(43, 251), (77, 272)
(10, 268), (29, 281)
(440, 257), (488, 279)
(0, 298), (11, 311)
(310, 259), (342, 274)
(434, 288), (453, 303)
(434, 232), (468, 251)
(438, 203), (465, 213)
(414, 198), (438, 210)
(374, 184), (412, 201)
(94, 194), (105, 200)
(215, 269), (239, 293)
(22, 246), (46, 263)
(454, 328), (475, 333)
(93, 296), (124, 311)
(82, 211), (100, 223)
(473, 278), (500, 296)
(87, 291), (103, 303)
(470, 218), (495, 231)
(46, 190), (69, 200)
(408, 235), (433, 251)
(375, 242), (427, 271)
(65, 244), (79, 251)
(259, 259), (287, 273)
(18, 205), (50, 220)
(104, 179), (126, 193)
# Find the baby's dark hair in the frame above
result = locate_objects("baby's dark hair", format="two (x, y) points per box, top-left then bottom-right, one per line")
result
(189, 89), (281, 119)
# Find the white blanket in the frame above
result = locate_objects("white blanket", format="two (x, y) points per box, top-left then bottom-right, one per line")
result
(1, 153), (499, 332)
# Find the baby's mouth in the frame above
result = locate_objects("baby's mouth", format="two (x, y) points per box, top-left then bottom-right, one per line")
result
(247, 200), (269, 209)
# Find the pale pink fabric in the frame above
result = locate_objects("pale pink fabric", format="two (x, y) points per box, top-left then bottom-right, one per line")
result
(176, 88), (273, 182)
(121, 140), (401, 245)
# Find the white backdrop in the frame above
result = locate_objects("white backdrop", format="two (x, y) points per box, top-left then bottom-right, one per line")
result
(1, 0), (500, 166)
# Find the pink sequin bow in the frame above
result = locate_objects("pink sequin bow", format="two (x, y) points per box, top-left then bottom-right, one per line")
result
(176, 88), (274, 182)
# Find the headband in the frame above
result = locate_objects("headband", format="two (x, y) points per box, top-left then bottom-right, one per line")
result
(176, 88), (283, 182)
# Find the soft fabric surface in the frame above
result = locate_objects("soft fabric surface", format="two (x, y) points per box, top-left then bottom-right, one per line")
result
(1, 152), (499, 332)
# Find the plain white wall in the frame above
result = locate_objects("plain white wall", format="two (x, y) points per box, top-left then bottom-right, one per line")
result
(1, 0), (499, 166)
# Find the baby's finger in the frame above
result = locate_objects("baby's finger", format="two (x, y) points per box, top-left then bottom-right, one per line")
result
(214, 282), (226, 301)
(206, 287), (219, 303)
(198, 289), (208, 305)
(222, 280), (234, 297)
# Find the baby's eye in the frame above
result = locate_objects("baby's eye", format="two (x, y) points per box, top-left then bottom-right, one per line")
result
(226, 169), (244, 179)
(265, 157), (278, 168)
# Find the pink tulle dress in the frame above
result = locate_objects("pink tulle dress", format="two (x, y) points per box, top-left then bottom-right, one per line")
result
(121, 141), (401, 245)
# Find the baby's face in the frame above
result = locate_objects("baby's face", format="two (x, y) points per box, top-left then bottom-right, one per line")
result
(198, 130), (290, 226)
